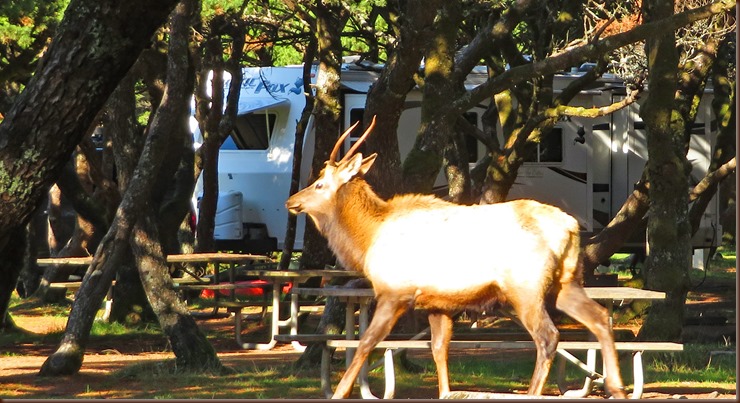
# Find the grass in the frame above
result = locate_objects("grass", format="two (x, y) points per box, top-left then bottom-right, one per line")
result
(45, 342), (730, 399)
(605, 245), (736, 281)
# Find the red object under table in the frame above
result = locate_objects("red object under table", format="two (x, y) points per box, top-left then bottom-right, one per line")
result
(200, 280), (293, 298)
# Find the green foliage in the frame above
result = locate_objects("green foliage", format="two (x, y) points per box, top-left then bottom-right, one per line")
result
(272, 45), (303, 66)
(0, 0), (67, 49)
(0, 0), (68, 112)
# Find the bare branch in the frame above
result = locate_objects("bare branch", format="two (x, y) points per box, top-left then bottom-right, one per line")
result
(549, 87), (642, 118)
(689, 157), (736, 202)
(454, 0), (736, 115)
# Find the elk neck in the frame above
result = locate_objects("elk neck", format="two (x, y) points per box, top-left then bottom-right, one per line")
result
(323, 177), (388, 273)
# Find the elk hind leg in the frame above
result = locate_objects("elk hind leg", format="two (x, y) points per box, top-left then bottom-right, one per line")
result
(331, 296), (410, 399)
(428, 311), (454, 397)
(555, 282), (626, 399)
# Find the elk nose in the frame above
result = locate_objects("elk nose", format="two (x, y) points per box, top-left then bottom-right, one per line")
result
(285, 200), (302, 214)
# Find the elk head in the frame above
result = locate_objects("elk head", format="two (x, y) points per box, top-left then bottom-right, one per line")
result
(286, 116), (378, 225)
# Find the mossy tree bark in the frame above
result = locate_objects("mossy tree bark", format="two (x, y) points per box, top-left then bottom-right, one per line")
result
(39, 0), (220, 376)
(299, 0), (349, 272)
(129, 0), (222, 370)
(402, 1), (462, 197)
(0, 0), (180, 341)
(361, 0), (443, 199)
(637, 0), (691, 341)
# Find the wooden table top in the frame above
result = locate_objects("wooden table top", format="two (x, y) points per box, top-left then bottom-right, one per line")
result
(584, 286), (665, 300)
(292, 286), (665, 301)
(242, 269), (364, 279)
(293, 287), (375, 298)
(37, 252), (272, 266)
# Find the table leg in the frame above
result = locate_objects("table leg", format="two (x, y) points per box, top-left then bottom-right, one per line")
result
(345, 298), (357, 366)
(210, 263), (221, 317)
(237, 278), (279, 350)
(631, 351), (643, 399)
(289, 291), (307, 352)
(558, 348), (599, 397)
(321, 343), (335, 398)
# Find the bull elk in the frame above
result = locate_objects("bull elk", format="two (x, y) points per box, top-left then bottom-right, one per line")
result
(286, 116), (626, 399)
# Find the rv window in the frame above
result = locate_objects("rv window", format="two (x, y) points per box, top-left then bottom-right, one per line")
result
(525, 128), (563, 163)
(346, 108), (367, 156)
(222, 113), (277, 150)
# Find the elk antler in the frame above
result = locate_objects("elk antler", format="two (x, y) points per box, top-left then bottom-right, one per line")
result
(329, 121), (360, 164)
(339, 115), (377, 164)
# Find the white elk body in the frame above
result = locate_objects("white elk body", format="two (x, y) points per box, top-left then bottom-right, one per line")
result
(365, 200), (578, 301)
(286, 118), (626, 399)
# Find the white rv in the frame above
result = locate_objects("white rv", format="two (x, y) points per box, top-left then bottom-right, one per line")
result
(192, 64), (722, 260)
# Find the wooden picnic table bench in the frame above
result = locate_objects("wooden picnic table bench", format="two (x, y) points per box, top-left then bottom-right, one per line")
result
(288, 285), (681, 399)
(324, 339), (683, 399)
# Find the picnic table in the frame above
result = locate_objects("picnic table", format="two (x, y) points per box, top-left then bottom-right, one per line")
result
(286, 285), (682, 399)
(37, 254), (363, 351)
(225, 268), (363, 350)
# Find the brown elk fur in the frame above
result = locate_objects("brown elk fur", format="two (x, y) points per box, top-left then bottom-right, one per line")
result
(286, 119), (626, 399)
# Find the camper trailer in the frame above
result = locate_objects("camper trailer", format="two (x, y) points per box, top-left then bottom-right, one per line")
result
(191, 64), (722, 262)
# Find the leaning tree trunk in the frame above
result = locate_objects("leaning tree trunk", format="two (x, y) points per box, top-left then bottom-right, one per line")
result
(133, 0), (222, 370)
(40, 3), (200, 376)
(0, 0), (180, 340)
(637, 0), (692, 342)
(39, 215), (134, 375)
(133, 211), (222, 370)
(104, 67), (153, 324)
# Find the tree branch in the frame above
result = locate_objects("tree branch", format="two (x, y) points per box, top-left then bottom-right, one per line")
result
(454, 0), (735, 114)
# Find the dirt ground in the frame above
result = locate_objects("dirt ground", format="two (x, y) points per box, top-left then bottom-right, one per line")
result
(1, 278), (736, 400)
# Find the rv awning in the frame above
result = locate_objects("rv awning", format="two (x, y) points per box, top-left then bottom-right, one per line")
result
(237, 97), (289, 115)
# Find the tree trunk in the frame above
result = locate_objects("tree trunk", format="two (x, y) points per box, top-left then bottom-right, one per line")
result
(134, 0), (222, 370)
(0, 0), (179, 237)
(362, 0), (442, 199)
(194, 22), (243, 253)
(279, 42), (317, 271)
(133, 211), (223, 371)
(294, 1), (349, 366)
(0, 226), (26, 331)
(402, 2), (461, 195)
(39, 227), (130, 375)
(637, 0), (691, 342)
(40, 2), (198, 376)
(0, 0), (180, 339)
(581, 174), (650, 279)
(194, 37), (223, 253)
(105, 64), (152, 324)
(299, 1), (347, 272)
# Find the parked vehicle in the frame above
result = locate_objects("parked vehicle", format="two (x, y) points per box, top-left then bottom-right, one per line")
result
(191, 63), (722, 263)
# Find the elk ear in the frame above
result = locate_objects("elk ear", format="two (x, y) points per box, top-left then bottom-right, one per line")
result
(338, 153), (366, 183)
(358, 153), (378, 175)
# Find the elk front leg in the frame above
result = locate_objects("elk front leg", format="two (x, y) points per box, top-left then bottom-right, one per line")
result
(332, 296), (410, 399)
(428, 311), (453, 397)
(510, 296), (560, 395)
